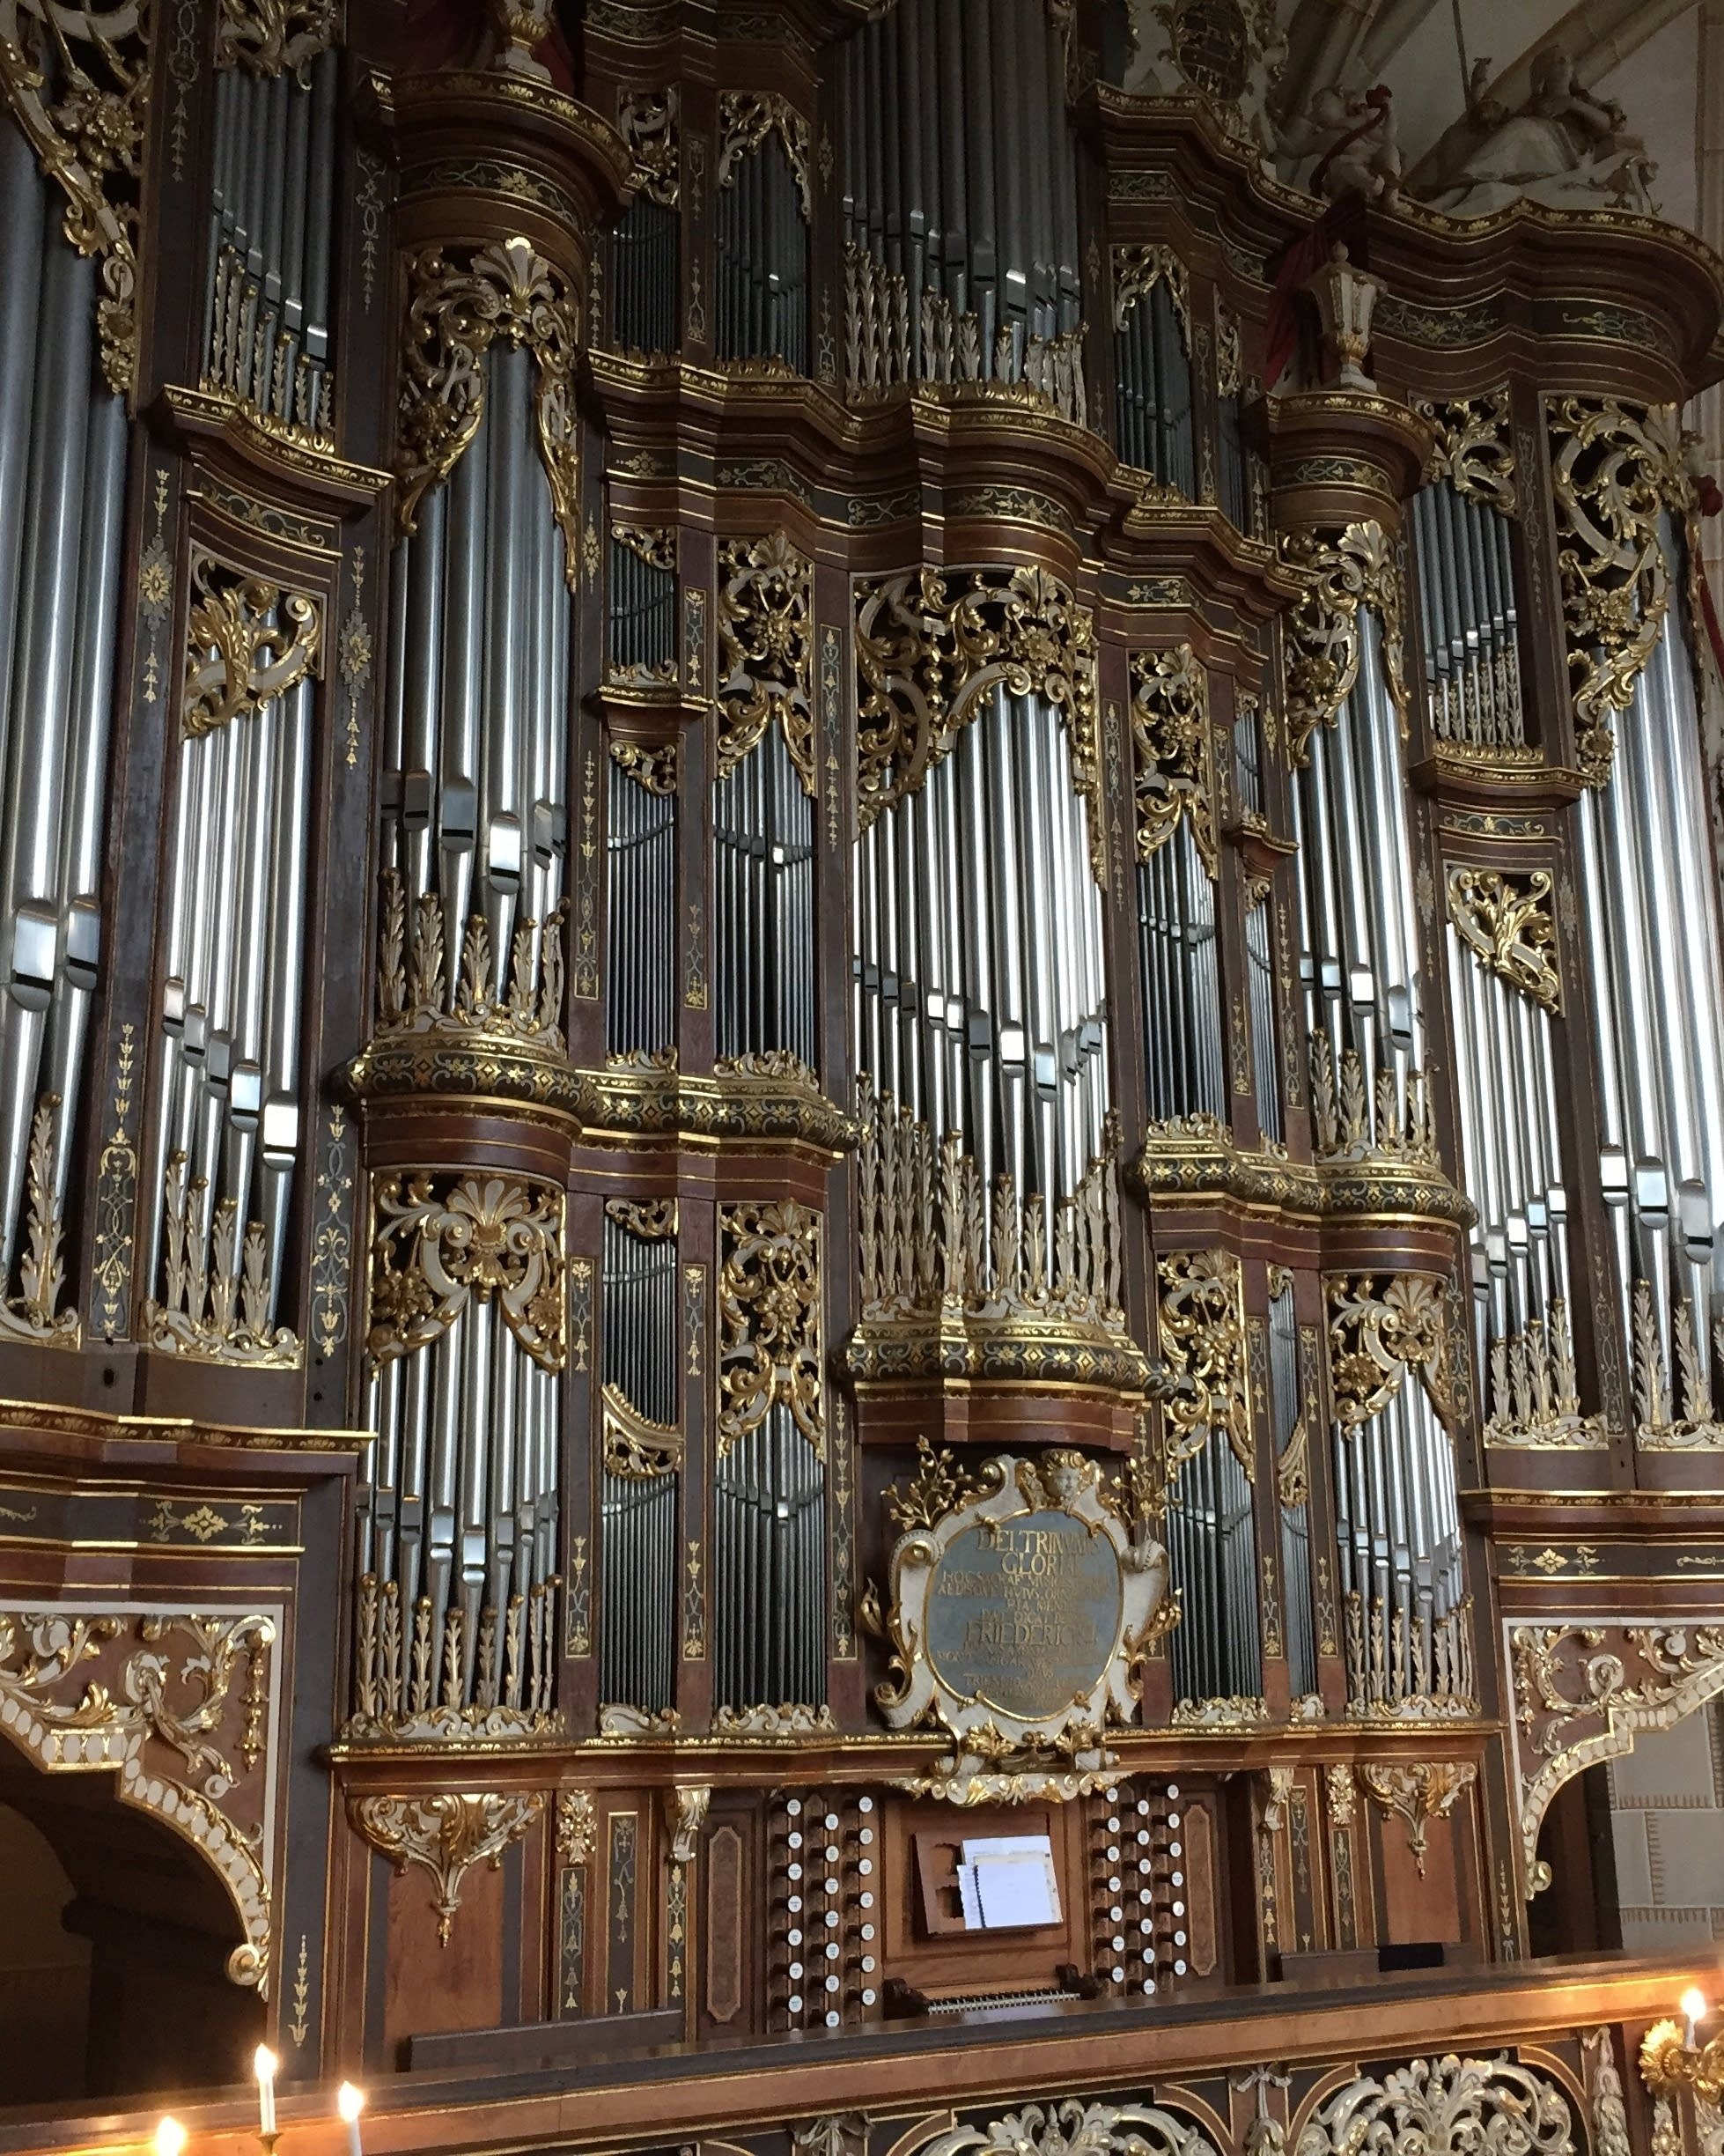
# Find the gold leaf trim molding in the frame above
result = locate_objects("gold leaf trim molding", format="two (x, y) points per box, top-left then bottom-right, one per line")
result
(0, 1606), (276, 1991)
(350, 1789), (543, 1945)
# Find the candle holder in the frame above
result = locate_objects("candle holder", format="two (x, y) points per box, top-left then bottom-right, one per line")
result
(1640, 1997), (1722, 2106)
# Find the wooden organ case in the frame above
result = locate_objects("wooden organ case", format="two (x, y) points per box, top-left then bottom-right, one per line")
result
(0, 2), (1722, 2154)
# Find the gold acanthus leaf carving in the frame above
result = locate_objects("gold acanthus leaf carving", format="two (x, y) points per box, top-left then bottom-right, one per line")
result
(366, 1171), (566, 1377)
(1281, 521), (1408, 767)
(1415, 391), (1517, 515)
(1358, 1761), (1476, 1872)
(1549, 396), (1690, 786)
(716, 530), (815, 794)
(373, 874), (566, 1051)
(716, 1200), (822, 1461)
(1328, 1274), (1455, 1431)
(609, 737), (678, 794)
(1293, 2055), (1573, 2156)
(141, 1152), (300, 1368)
(214, 0), (336, 73)
(854, 564), (1103, 880)
(717, 90), (811, 218)
(394, 236), (580, 579)
(620, 86), (678, 206)
(350, 1790), (544, 1946)
(1111, 244), (1190, 338)
(601, 1380), (682, 1480)
(1157, 1250), (1252, 1484)
(1130, 644), (1214, 873)
(183, 554), (322, 738)
(0, 0), (147, 395)
(1447, 867), (1561, 1014)
(0, 1608), (276, 1990)
(604, 1196), (677, 1239)
(885, 1435), (982, 1532)
(923, 2095), (1221, 2156)
(611, 521), (676, 572)
(0, 1093), (78, 1344)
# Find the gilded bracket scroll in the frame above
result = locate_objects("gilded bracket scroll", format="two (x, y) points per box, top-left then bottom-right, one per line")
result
(1447, 868), (1561, 1014)
(350, 1789), (544, 1946)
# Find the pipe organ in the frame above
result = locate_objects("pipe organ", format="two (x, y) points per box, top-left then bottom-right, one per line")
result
(4, 1), (1724, 2145)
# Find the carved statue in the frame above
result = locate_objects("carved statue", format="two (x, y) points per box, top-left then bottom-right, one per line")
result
(1418, 45), (1657, 218)
(1277, 84), (1402, 203)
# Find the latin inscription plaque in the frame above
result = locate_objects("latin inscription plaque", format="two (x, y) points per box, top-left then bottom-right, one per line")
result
(925, 1511), (1124, 1720)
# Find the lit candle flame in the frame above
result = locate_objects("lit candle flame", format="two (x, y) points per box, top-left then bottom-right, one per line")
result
(1683, 1989), (1709, 2035)
(155, 2121), (188, 2156)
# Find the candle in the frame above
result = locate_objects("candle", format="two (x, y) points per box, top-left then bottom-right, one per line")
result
(155, 2121), (188, 2156)
(1683, 1988), (1708, 2047)
(254, 2047), (278, 2138)
(336, 2082), (365, 2156)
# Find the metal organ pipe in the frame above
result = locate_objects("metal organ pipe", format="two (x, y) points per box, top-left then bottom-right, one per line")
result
(204, 49), (339, 439)
(836, 0), (1083, 410)
(852, 687), (1109, 1243)
(713, 723), (817, 1070)
(1575, 515), (1724, 1437)
(362, 319), (572, 1724)
(0, 117), (128, 1330)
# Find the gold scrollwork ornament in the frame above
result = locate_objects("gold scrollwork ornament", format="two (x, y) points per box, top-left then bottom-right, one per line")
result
(394, 236), (581, 577)
(1447, 867), (1561, 1013)
(1281, 521), (1408, 765)
(367, 1171), (566, 1376)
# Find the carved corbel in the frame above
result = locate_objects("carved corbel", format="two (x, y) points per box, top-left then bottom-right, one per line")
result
(664, 1783), (711, 1864)
(350, 1790), (545, 1945)
(1359, 1761), (1475, 1872)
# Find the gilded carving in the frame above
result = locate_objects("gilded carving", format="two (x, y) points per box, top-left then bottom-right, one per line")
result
(1358, 1761), (1475, 1872)
(716, 530), (815, 794)
(366, 1170), (566, 1376)
(1328, 1274), (1454, 1431)
(1631, 1281), (1724, 1451)
(372, 874), (566, 1052)
(1484, 1303), (1607, 1449)
(1111, 245), (1190, 338)
(1281, 521), (1408, 766)
(711, 1702), (836, 1736)
(0, 1096), (77, 1346)
(1158, 1251), (1252, 1483)
(556, 1790), (596, 1866)
(394, 237), (580, 576)
(1510, 1621), (1724, 1890)
(0, 1607), (276, 1990)
(854, 565), (1102, 878)
(717, 92), (811, 218)
(1548, 396), (1689, 784)
(601, 1382), (681, 1479)
(716, 1200), (821, 1461)
(619, 86), (678, 206)
(349, 1571), (558, 1742)
(659, 1783), (710, 1865)
(142, 1152), (299, 1366)
(0, 0), (147, 394)
(853, 1082), (1140, 1390)
(1130, 645), (1214, 873)
(1447, 868), (1560, 1014)
(183, 554), (322, 738)
(1293, 2056), (1573, 2156)
(925, 2099), (1219, 2156)
(91, 1023), (137, 1340)
(350, 1790), (544, 1946)
(214, 0), (335, 72)
(874, 1448), (1172, 1801)
(1414, 392), (1516, 515)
